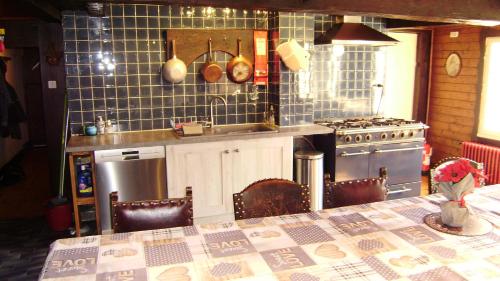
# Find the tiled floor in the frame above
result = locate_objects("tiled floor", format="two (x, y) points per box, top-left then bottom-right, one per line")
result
(0, 217), (69, 281)
(0, 148), (63, 280)
(0, 147), (51, 220)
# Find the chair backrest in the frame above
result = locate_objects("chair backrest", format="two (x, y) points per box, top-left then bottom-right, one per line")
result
(323, 168), (388, 208)
(233, 179), (310, 220)
(110, 187), (193, 233)
(429, 157), (485, 194)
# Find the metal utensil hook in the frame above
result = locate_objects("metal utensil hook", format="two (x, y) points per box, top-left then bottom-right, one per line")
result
(208, 38), (213, 60)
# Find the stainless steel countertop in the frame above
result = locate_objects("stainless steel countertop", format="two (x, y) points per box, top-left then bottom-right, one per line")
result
(66, 124), (333, 152)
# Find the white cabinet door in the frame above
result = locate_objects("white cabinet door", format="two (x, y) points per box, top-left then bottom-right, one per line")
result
(166, 142), (233, 219)
(166, 136), (293, 222)
(231, 137), (293, 194)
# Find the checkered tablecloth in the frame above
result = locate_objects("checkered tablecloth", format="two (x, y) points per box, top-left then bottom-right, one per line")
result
(39, 185), (500, 280)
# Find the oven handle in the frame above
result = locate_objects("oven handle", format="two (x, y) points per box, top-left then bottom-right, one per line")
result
(339, 150), (371, 157)
(387, 186), (413, 195)
(374, 146), (424, 153)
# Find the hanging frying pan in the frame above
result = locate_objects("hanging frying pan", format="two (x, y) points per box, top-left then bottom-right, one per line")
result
(200, 38), (223, 83)
(226, 38), (253, 83)
(162, 39), (187, 83)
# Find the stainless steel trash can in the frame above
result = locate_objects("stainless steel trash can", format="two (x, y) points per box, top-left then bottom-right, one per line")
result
(294, 151), (324, 211)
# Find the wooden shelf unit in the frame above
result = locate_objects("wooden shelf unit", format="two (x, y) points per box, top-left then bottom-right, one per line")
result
(69, 152), (101, 236)
(76, 197), (95, 206)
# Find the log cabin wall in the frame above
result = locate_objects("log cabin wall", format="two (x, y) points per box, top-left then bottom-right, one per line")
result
(427, 25), (482, 162)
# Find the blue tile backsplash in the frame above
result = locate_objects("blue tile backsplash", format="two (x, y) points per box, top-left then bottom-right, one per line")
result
(272, 12), (316, 126)
(63, 4), (269, 134)
(62, 4), (388, 133)
(311, 16), (387, 120)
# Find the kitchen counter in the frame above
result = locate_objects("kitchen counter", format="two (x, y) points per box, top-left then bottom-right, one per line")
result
(66, 124), (333, 152)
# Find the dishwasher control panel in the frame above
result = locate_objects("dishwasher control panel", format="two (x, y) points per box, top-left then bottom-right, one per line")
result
(94, 146), (165, 162)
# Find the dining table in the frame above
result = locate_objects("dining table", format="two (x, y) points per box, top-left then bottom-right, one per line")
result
(39, 185), (500, 281)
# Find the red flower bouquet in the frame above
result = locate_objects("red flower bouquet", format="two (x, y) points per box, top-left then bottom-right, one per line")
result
(434, 158), (491, 231)
(433, 158), (487, 187)
(433, 158), (487, 227)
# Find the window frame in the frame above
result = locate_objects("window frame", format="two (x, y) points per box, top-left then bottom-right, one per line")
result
(475, 30), (500, 147)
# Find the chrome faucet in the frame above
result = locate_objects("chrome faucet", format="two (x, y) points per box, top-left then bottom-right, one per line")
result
(209, 95), (227, 128)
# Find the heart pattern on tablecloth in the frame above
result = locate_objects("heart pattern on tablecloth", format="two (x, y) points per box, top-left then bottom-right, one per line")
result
(156, 266), (190, 281)
(389, 255), (430, 268)
(314, 244), (346, 259)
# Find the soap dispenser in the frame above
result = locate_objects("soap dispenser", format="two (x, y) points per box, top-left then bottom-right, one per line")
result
(96, 116), (105, 134)
(268, 105), (275, 126)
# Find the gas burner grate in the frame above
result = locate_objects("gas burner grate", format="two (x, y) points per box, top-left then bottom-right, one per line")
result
(371, 118), (419, 126)
(315, 117), (422, 129)
(344, 120), (373, 128)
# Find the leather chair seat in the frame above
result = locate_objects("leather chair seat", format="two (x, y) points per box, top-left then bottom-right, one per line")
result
(110, 187), (193, 233)
(233, 179), (310, 220)
(324, 177), (387, 208)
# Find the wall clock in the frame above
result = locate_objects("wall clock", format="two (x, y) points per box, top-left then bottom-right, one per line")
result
(445, 52), (461, 77)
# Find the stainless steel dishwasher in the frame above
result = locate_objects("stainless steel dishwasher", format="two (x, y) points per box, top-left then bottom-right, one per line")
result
(94, 146), (167, 232)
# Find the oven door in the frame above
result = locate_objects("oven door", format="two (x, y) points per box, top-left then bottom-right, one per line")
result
(335, 145), (370, 182)
(368, 141), (424, 185)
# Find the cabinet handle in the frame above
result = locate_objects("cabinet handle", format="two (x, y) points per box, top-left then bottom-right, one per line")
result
(234, 149), (240, 153)
(339, 150), (370, 157)
(387, 186), (413, 194)
(374, 146), (423, 153)
(224, 150), (230, 154)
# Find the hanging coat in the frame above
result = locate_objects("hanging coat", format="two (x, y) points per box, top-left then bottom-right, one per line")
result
(0, 61), (10, 137)
(0, 59), (26, 139)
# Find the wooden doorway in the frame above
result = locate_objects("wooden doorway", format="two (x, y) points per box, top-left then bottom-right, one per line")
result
(22, 48), (47, 147)
(413, 30), (432, 123)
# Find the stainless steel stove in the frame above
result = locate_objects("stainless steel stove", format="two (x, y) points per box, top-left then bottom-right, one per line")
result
(314, 117), (429, 200)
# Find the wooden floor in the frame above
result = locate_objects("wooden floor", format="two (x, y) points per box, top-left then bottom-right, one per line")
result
(0, 148), (68, 280)
(0, 147), (51, 219)
(421, 175), (430, 196)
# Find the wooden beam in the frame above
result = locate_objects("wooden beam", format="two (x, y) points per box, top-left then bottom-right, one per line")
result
(90, 0), (500, 25)
(0, 21), (40, 48)
(386, 19), (450, 30)
(25, 0), (61, 21)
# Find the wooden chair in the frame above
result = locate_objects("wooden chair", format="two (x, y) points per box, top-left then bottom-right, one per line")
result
(233, 179), (310, 220)
(429, 157), (484, 194)
(110, 187), (193, 233)
(323, 168), (388, 208)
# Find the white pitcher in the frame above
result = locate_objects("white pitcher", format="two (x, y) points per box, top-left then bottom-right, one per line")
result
(275, 39), (310, 72)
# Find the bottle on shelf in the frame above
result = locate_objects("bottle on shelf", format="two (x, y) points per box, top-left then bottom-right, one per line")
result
(96, 116), (105, 135)
(77, 164), (93, 197)
(268, 105), (276, 126)
(75, 156), (82, 167)
(105, 119), (114, 134)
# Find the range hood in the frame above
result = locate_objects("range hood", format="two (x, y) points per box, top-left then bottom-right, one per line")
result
(315, 16), (398, 46)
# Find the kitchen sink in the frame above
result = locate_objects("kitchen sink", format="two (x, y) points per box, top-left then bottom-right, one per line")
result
(176, 124), (278, 138)
(210, 124), (277, 135)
